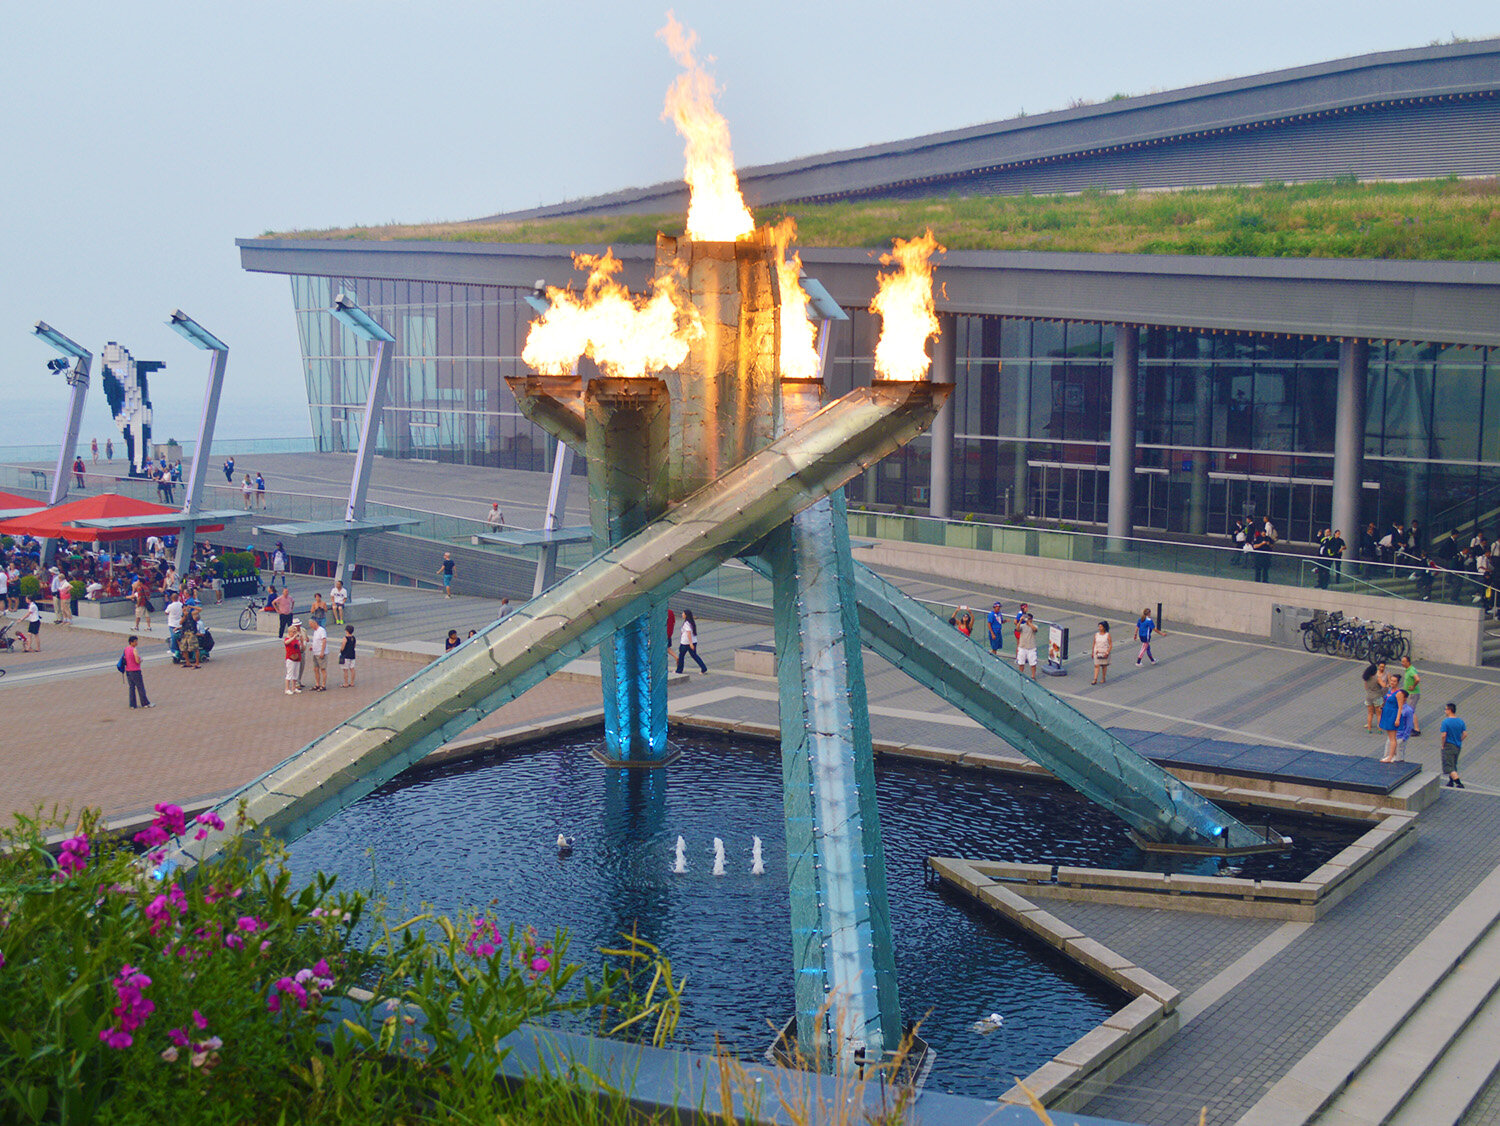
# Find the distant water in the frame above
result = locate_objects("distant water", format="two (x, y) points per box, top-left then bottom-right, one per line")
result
(289, 731), (1357, 1097)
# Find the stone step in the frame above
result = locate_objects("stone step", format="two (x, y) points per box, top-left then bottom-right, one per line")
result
(1318, 918), (1500, 1124)
(1238, 862), (1500, 1126)
(1387, 984), (1500, 1126)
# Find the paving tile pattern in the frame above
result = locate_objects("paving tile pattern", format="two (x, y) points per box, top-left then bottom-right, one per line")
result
(1081, 793), (1500, 1125)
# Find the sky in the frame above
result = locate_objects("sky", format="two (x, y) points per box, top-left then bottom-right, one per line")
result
(2, 1), (1497, 452)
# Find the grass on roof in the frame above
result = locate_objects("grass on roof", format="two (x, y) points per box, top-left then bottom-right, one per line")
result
(267, 176), (1500, 261)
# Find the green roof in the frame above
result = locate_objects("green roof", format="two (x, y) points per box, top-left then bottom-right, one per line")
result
(265, 177), (1500, 262)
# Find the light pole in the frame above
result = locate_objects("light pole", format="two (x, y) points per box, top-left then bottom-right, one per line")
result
(326, 293), (396, 594)
(32, 321), (93, 564)
(166, 310), (230, 575)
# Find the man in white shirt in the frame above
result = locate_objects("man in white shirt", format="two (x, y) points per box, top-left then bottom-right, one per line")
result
(310, 621), (329, 691)
(51, 569), (72, 625)
(165, 594), (185, 651)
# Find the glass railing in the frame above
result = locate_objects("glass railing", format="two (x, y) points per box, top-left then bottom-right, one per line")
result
(842, 510), (1492, 606)
(0, 436), (318, 468)
(6, 456), (1488, 612)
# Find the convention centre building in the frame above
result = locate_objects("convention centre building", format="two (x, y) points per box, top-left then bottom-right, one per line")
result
(239, 39), (1500, 547)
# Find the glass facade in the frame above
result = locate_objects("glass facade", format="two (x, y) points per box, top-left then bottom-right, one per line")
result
(290, 276), (1500, 544)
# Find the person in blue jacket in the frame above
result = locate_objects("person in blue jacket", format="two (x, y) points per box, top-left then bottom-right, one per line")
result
(1136, 609), (1162, 665)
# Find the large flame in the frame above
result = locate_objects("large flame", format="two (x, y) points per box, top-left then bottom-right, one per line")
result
(870, 231), (944, 381)
(771, 218), (820, 381)
(659, 14), (754, 242)
(522, 250), (701, 379)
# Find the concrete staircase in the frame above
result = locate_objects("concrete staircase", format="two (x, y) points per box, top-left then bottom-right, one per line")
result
(1238, 861), (1500, 1125)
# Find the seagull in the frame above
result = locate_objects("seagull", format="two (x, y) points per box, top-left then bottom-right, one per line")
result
(556, 834), (574, 856)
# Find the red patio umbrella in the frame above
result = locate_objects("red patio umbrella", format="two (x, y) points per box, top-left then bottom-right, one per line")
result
(0, 490), (44, 511)
(0, 493), (224, 543)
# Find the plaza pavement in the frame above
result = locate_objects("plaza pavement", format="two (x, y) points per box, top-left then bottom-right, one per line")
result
(7, 453), (1500, 1123)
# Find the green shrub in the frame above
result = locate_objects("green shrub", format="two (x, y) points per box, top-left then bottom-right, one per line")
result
(69, 580), (85, 599)
(214, 551), (257, 580)
(18, 574), (40, 599)
(0, 805), (681, 1124)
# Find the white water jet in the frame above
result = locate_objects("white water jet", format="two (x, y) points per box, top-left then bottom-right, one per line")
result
(712, 837), (726, 876)
(673, 835), (688, 874)
(751, 836), (765, 875)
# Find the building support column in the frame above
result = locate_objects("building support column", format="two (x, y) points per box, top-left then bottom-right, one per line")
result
(333, 334), (394, 597)
(928, 313), (956, 519)
(1108, 326), (1139, 545)
(1332, 339), (1369, 547)
(1189, 368), (1212, 536)
(172, 331), (229, 577)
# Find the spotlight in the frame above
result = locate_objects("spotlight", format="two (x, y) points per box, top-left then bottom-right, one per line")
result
(46, 357), (70, 375)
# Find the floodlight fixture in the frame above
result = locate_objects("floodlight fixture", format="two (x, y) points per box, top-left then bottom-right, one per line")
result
(33, 321), (91, 360)
(800, 275), (849, 322)
(167, 309), (229, 352)
(330, 293), (395, 342)
(523, 287), (552, 317)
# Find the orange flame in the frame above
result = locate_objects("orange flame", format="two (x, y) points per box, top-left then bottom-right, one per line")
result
(521, 250), (701, 379)
(658, 13), (754, 242)
(870, 231), (944, 381)
(771, 218), (820, 381)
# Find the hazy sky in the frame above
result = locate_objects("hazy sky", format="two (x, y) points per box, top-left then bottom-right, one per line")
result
(3, 1), (1496, 450)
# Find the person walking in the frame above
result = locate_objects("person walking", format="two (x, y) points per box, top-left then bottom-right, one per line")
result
(255, 472), (267, 508)
(270, 543), (287, 587)
(986, 602), (1006, 657)
(91, 437), (99, 463)
(339, 625), (357, 687)
(73, 457), (86, 489)
(1135, 609), (1161, 665)
(105, 438), (114, 460)
(675, 609), (708, 674)
(222, 456), (235, 483)
(329, 579), (348, 625)
(132, 576), (153, 632)
(485, 503), (504, 531)
(1440, 702), (1467, 788)
(51, 569), (72, 625)
(1328, 528), (1347, 584)
(438, 552), (455, 599)
(1400, 655), (1423, 736)
(241, 475), (253, 510)
(272, 586), (294, 638)
(1362, 661), (1387, 732)
(1091, 621), (1112, 685)
(120, 635), (153, 708)
(283, 624), (304, 695)
(310, 619), (328, 691)
(21, 595), (42, 652)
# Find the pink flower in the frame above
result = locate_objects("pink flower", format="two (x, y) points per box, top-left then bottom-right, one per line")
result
(530, 955), (551, 973)
(235, 915), (265, 933)
(58, 835), (91, 876)
(191, 1009), (208, 1030)
(160, 1046), (179, 1062)
(268, 976), (309, 1013)
(101, 1028), (133, 1049)
(154, 803), (187, 836)
(167, 1028), (190, 1048)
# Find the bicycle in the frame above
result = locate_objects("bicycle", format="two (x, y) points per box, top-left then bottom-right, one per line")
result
(238, 597), (260, 632)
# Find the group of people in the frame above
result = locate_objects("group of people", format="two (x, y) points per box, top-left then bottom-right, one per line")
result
(280, 617), (356, 694)
(1360, 655), (1466, 785)
(1088, 609), (1163, 685)
(1230, 516), (1280, 582)
(239, 473), (268, 509)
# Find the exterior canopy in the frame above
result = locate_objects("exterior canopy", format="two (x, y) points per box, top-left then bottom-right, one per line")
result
(0, 493), (224, 543)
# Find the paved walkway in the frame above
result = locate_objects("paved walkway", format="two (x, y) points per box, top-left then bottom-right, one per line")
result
(6, 469), (1500, 1121)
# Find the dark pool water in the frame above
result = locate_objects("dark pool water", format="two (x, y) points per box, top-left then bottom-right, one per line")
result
(288, 731), (1358, 1097)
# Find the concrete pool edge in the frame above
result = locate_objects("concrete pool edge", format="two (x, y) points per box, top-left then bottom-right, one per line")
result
(925, 860), (1181, 1114)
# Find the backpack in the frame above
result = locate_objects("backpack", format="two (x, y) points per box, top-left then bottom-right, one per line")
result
(117, 651), (127, 674)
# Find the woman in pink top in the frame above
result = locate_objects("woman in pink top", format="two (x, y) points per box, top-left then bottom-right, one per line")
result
(121, 634), (153, 709)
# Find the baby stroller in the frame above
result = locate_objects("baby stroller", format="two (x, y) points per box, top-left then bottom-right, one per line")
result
(0, 621), (16, 652)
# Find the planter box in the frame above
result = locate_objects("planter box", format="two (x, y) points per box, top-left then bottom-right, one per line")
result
(221, 575), (260, 597)
(946, 524), (981, 550)
(77, 597), (135, 620)
(1038, 532), (1094, 562)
